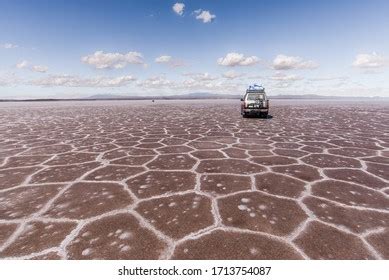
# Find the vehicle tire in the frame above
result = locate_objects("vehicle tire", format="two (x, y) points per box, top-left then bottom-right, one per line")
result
(262, 112), (268, 118)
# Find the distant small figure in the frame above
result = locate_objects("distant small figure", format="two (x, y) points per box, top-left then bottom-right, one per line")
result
(152, 99), (155, 103)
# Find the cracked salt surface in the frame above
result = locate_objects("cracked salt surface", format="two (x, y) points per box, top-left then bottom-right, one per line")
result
(0, 99), (388, 259)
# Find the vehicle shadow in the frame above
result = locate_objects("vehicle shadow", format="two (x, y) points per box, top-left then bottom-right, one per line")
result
(243, 114), (273, 119)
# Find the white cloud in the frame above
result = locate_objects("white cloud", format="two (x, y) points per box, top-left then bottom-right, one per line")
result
(183, 72), (218, 81)
(136, 73), (243, 94)
(0, 73), (21, 86)
(194, 9), (216, 23)
(247, 74), (265, 80)
(16, 61), (48, 73)
(172, 3), (185, 16)
(155, 55), (185, 67)
(272, 54), (318, 70)
(31, 74), (136, 87)
(31, 65), (48, 73)
(16, 60), (29, 69)
(267, 72), (303, 89)
(352, 52), (387, 69)
(222, 70), (244, 79)
(217, 52), (260, 67)
(81, 51), (145, 69)
(1, 43), (18, 49)
(308, 76), (348, 82)
(270, 72), (303, 81)
(180, 79), (243, 93)
(155, 55), (172, 63)
(137, 76), (173, 88)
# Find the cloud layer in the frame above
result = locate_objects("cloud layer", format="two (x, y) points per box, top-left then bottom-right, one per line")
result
(353, 52), (387, 68)
(31, 74), (136, 87)
(16, 60), (48, 73)
(217, 52), (260, 67)
(1, 43), (18, 49)
(81, 51), (145, 69)
(137, 76), (173, 88)
(272, 54), (318, 70)
(222, 70), (244, 79)
(270, 72), (303, 81)
(155, 55), (172, 63)
(155, 55), (185, 67)
(184, 72), (218, 81)
(16, 60), (29, 69)
(0, 73), (20, 86)
(31, 65), (48, 73)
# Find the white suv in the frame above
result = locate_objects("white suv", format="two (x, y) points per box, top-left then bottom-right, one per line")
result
(241, 85), (269, 118)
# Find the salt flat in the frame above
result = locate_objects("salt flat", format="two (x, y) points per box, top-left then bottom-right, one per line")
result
(0, 99), (388, 259)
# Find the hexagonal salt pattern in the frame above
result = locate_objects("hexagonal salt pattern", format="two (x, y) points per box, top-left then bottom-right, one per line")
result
(0, 99), (388, 259)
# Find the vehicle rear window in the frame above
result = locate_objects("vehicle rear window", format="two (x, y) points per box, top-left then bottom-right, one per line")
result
(247, 93), (264, 100)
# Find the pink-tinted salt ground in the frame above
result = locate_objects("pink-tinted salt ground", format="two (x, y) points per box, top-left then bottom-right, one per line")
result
(0, 99), (388, 260)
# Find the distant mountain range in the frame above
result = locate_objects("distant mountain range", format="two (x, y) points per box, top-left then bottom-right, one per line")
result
(1, 92), (388, 102)
(84, 93), (388, 100)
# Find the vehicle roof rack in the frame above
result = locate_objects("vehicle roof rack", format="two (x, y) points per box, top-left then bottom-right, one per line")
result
(246, 84), (265, 93)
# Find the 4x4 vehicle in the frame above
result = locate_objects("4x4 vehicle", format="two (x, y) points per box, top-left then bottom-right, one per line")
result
(241, 85), (269, 118)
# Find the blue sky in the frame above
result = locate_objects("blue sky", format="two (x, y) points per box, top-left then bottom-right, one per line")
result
(0, 0), (388, 98)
